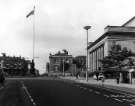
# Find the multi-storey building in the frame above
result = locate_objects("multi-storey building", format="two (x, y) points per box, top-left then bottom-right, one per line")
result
(88, 17), (135, 72)
(49, 50), (73, 72)
(0, 54), (31, 76)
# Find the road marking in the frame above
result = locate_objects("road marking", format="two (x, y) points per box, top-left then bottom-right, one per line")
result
(103, 94), (109, 98)
(33, 102), (36, 106)
(118, 95), (126, 98)
(0, 87), (4, 90)
(75, 85), (80, 87)
(79, 86), (84, 89)
(131, 99), (135, 101)
(130, 104), (135, 106)
(126, 95), (134, 98)
(114, 98), (123, 102)
(122, 99), (133, 102)
(89, 89), (93, 92)
(79, 86), (87, 90)
(21, 81), (36, 106)
(95, 91), (100, 95)
(110, 94), (125, 98)
(83, 87), (88, 90)
(110, 94), (118, 98)
(96, 85), (135, 98)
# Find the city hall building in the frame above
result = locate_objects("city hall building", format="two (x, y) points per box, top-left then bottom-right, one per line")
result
(49, 50), (73, 72)
(88, 17), (135, 72)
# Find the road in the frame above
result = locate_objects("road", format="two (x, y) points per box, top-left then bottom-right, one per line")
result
(19, 77), (135, 106)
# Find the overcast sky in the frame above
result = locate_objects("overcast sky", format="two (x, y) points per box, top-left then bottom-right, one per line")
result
(0, 0), (135, 74)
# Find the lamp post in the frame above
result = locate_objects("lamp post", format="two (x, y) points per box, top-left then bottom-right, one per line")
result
(63, 59), (65, 76)
(84, 26), (91, 82)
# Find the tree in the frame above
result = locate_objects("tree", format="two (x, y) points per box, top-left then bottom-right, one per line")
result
(73, 56), (86, 71)
(62, 49), (68, 55)
(30, 59), (35, 75)
(100, 44), (135, 72)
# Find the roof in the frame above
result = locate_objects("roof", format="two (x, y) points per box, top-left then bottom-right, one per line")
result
(88, 32), (108, 49)
(88, 16), (135, 50)
(122, 16), (135, 27)
(49, 55), (72, 58)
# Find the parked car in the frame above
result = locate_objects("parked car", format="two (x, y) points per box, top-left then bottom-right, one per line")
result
(93, 75), (97, 80)
(98, 73), (105, 80)
(93, 73), (105, 80)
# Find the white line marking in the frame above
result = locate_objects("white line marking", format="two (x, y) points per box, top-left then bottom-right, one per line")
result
(21, 81), (36, 106)
(89, 89), (93, 92)
(0, 87), (4, 90)
(103, 94), (109, 98)
(130, 104), (135, 106)
(110, 94), (117, 97)
(33, 102), (36, 106)
(114, 98), (123, 102)
(80, 86), (86, 89)
(83, 88), (87, 90)
(126, 95), (133, 98)
(110, 94), (125, 98)
(118, 95), (126, 98)
(75, 85), (80, 87)
(131, 99), (135, 101)
(122, 99), (133, 102)
(95, 91), (100, 94)
(96, 86), (135, 98)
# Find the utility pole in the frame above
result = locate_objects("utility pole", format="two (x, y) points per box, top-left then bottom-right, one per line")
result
(84, 26), (91, 82)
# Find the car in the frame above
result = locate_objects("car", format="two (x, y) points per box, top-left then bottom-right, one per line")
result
(98, 73), (104, 80)
(93, 75), (97, 80)
(93, 73), (105, 80)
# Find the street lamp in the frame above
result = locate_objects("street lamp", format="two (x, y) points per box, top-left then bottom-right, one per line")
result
(84, 26), (91, 82)
(63, 59), (65, 76)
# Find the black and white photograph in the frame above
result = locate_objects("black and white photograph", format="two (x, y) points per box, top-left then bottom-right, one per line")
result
(1, 0), (135, 106)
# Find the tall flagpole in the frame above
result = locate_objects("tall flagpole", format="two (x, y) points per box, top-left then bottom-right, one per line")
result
(26, 5), (36, 75)
(33, 6), (35, 62)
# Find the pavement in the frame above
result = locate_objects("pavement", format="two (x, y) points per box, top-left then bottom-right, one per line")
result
(60, 76), (135, 95)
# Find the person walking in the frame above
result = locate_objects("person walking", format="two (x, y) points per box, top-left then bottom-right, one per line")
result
(0, 60), (5, 87)
(101, 77), (105, 86)
(116, 76), (120, 84)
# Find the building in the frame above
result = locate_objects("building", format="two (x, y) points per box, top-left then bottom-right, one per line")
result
(49, 50), (73, 72)
(0, 53), (32, 76)
(88, 17), (135, 73)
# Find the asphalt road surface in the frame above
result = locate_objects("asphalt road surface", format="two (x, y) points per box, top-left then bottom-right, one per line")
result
(20, 77), (135, 106)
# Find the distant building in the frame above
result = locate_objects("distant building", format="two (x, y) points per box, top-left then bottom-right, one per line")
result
(88, 16), (135, 72)
(0, 53), (31, 76)
(49, 50), (73, 72)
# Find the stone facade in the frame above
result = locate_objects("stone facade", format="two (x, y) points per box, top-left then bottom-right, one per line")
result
(49, 50), (73, 72)
(88, 17), (135, 73)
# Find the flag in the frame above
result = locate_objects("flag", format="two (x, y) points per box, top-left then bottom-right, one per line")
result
(26, 6), (35, 18)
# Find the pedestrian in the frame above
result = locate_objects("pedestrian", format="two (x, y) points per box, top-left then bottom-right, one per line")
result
(0, 60), (5, 87)
(116, 76), (119, 84)
(78, 71), (80, 78)
(96, 73), (99, 81)
(0, 70), (5, 87)
(75, 72), (78, 79)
